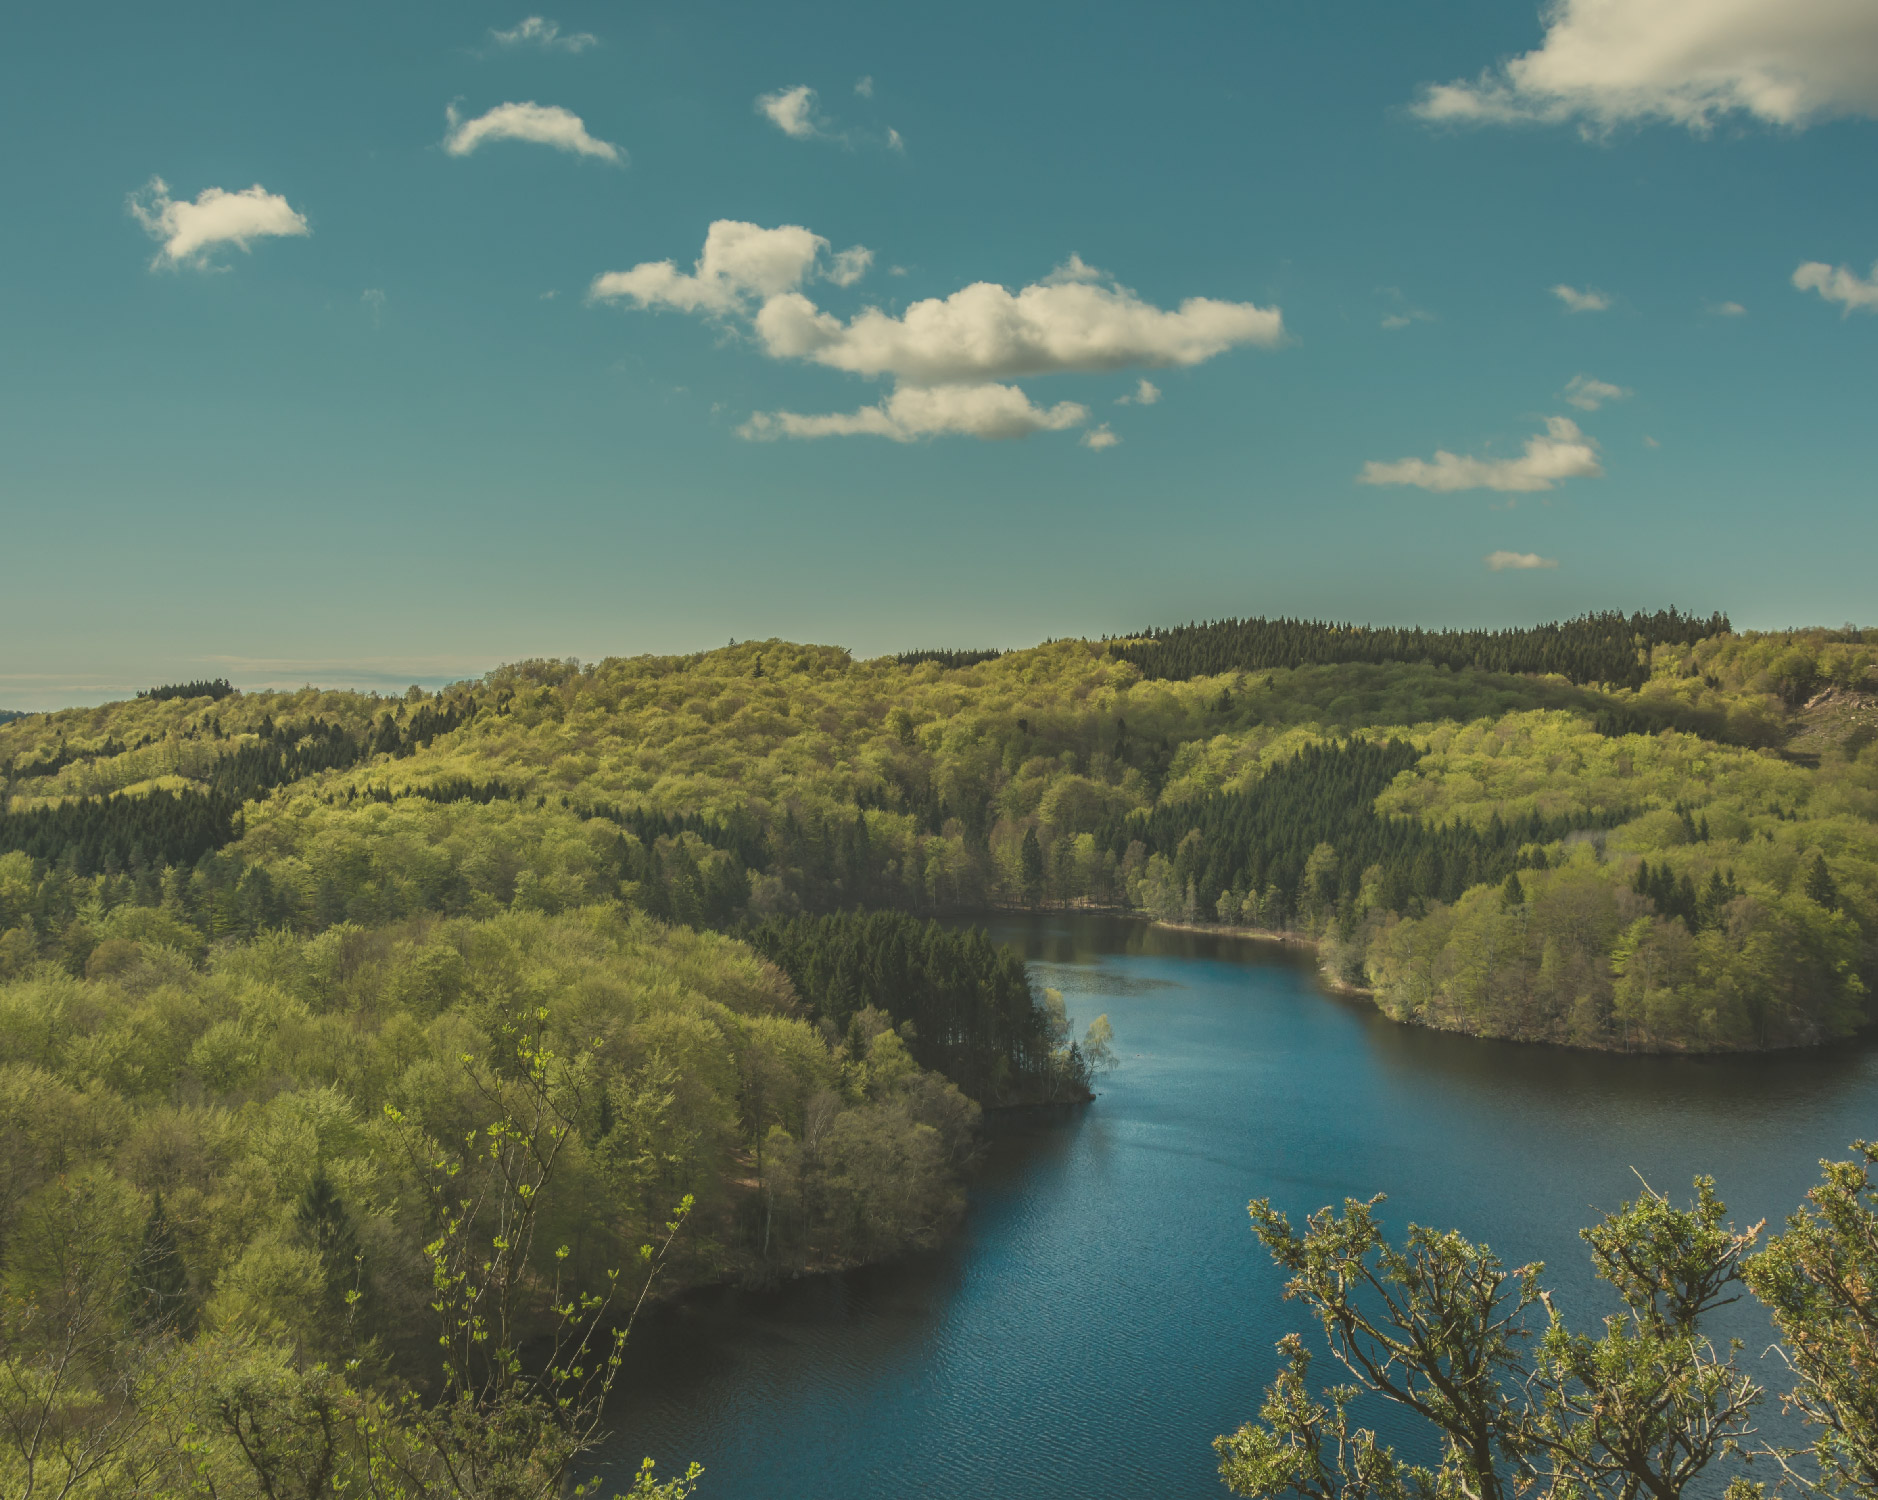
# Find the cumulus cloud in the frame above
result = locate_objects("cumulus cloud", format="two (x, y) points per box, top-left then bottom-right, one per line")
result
(588, 220), (869, 313)
(1413, 0), (1878, 134)
(1793, 258), (1878, 313)
(444, 101), (622, 161)
(595, 220), (1281, 443)
(1116, 378), (1161, 405)
(752, 273), (1282, 384)
(855, 75), (875, 98)
(1359, 416), (1604, 493)
(489, 16), (597, 52)
(1486, 551), (1560, 571)
(740, 383), (1089, 442)
(1552, 283), (1612, 312)
(1046, 253), (1105, 284)
(1082, 424), (1120, 449)
(597, 225), (1280, 381)
(1709, 299), (1748, 316)
(1563, 374), (1631, 410)
(127, 177), (309, 269)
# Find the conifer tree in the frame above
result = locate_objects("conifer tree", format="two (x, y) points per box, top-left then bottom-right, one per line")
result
(1806, 851), (1840, 911)
(1021, 827), (1046, 906)
(296, 1170), (366, 1322)
(131, 1190), (195, 1335)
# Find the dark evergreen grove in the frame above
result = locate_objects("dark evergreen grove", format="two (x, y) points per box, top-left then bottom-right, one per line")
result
(0, 708), (472, 875)
(894, 648), (1005, 669)
(748, 910), (1062, 1102)
(1111, 608), (1731, 691)
(1097, 738), (1623, 925)
(137, 678), (236, 702)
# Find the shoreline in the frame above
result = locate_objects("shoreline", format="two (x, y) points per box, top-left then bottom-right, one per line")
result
(993, 907), (1848, 1057)
(1146, 917), (1376, 998)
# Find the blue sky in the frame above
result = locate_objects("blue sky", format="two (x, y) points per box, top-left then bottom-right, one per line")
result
(3, 0), (1876, 707)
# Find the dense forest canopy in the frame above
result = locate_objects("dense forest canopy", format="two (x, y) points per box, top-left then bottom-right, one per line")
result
(1, 613), (1873, 1056)
(1, 608), (1876, 1490)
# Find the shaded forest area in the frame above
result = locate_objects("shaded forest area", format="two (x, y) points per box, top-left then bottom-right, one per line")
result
(1112, 608), (1731, 691)
(1095, 737), (1621, 926)
(751, 911), (1095, 1103)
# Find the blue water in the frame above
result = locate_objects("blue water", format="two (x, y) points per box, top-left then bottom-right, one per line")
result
(600, 915), (1878, 1499)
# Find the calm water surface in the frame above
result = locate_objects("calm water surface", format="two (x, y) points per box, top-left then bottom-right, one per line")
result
(601, 914), (1878, 1499)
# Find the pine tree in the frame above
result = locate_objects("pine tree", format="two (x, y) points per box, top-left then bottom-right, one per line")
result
(296, 1170), (365, 1320)
(1020, 827), (1046, 906)
(1805, 852), (1840, 912)
(132, 1190), (195, 1335)
(1500, 871), (1525, 908)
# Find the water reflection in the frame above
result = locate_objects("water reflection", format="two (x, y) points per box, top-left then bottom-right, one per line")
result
(601, 914), (1878, 1500)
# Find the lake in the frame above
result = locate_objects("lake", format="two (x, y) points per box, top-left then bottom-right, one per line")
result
(600, 913), (1878, 1498)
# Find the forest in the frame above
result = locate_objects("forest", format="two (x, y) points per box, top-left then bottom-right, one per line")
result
(0, 609), (1875, 1491)
(1, 611), (1870, 1057)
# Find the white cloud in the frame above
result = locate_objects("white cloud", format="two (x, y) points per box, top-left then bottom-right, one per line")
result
(756, 83), (903, 150)
(588, 220), (868, 313)
(1552, 283), (1612, 312)
(1359, 416), (1604, 493)
(741, 383), (1089, 442)
(1486, 550), (1560, 571)
(752, 272), (1282, 384)
(1709, 299), (1748, 316)
(855, 75), (875, 98)
(127, 177), (309, 269)
(1413, 0), (1878, 134)
(602, 224), (1280, 382)
(1046, 253), (1105, 284)
(362, 288), (385, 326)
(596, 220), (1280, 443)
(1082, 424), (1120, 449)
(1563, 374), (1631, 410)
(489, 16), (597, 52)
(757, 85), (821, 139)
(444, 101), (623, 162)
(826, 245), (874, 287)
(1116, 378), (1161, 405)
(1793, 259), (1878, 313)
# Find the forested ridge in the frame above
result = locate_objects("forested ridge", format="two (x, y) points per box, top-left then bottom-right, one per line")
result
(0, 610), (1875, 1490)
(1, 614), (1873, 1053)
(1111, 608), (1732, 691)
